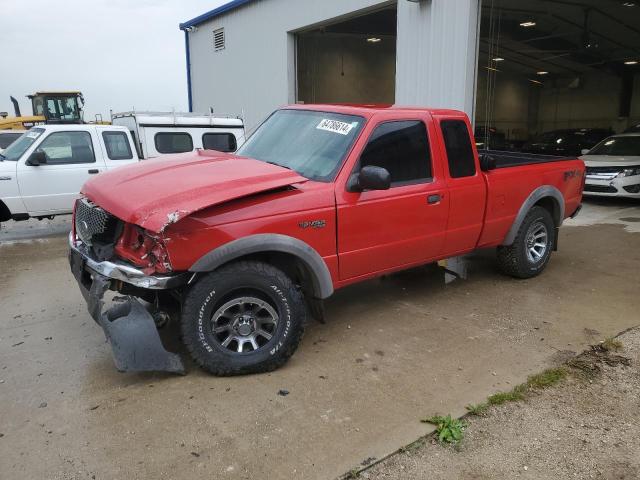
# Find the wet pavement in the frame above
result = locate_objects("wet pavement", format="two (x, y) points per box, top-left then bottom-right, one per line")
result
(0, 199), (638, 479)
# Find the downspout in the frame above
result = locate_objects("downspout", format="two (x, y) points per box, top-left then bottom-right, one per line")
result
(184, 30), (193, 113)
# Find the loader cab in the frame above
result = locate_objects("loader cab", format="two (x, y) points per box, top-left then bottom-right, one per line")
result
(28, 92), (84, 124)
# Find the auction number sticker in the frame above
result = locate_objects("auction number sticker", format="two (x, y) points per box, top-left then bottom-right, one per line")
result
(316, 119), (356, 136)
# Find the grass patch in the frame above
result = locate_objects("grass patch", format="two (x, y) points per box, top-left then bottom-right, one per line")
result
(602, 337), (623, 352)
(344, 468), (360, 479)
(422, 415), (466, 444)
(526, 367), (567, 389)
(465, 402), (489, 416)
(487, 384), (527, 406)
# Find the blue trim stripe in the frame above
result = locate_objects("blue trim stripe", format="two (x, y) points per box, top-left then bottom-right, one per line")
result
(179, 0), (257, 30)
(184, 31), (193, 112)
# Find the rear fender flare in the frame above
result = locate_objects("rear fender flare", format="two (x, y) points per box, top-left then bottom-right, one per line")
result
(502, 186), (565, 246)
(189, 234), (334, 299)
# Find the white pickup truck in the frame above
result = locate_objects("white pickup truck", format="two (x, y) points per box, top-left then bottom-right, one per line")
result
(0, 124), (138, 226)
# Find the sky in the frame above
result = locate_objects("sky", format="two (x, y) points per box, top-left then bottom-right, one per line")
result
(0, 0), (227, 120)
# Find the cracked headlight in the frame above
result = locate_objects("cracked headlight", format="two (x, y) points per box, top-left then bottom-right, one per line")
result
(622, 167), (640, 177)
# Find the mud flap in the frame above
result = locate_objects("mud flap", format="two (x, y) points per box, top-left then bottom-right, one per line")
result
(78, 272), (185, 375)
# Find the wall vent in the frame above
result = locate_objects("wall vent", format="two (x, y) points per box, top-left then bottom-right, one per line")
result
(213, 28), (225, 52)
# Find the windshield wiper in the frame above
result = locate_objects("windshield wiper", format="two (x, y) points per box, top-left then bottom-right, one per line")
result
(264, 160), (292, 171)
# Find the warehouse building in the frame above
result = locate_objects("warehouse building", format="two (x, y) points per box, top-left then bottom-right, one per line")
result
(180, 0), (640, 150)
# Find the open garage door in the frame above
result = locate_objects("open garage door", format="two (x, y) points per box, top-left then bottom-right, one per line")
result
(476, 0), (640, 155)
(296, 6), (397, 105)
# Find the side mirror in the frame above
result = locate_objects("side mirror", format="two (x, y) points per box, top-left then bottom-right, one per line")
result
(26, 150), (47, 166)
(581, 149), (590, 155)
(348, 165), (391, 192)
(479, 153), (497, 172)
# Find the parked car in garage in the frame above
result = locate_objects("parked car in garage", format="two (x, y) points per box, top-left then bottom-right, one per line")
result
(111, 111), (245, 159)
(0, 129), (23, 154)
(69, 104), (585, 376)
(0, 124), (138, 227)
(581, 133), (640, 198)
(523, 128), (612, 157)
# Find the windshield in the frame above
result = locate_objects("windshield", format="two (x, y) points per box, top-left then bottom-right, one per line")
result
(1, 128), (44, 161)
(588, 136), (640, 156)
(236, 109), (364, 181)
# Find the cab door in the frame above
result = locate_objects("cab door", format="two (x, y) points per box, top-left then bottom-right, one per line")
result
(17, 129), (104, 214)
(336, 117), (449, 281)
(432, 115), (487, 256)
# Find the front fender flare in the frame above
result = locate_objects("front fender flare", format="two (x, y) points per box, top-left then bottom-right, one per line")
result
(502, 185), (565, 246)
(189, 234), (334, 299)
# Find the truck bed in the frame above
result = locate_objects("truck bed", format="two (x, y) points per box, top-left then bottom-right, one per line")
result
(480, 149), (575, 169)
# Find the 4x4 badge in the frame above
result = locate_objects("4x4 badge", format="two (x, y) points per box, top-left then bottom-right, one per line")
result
(298, 220), (326, 229)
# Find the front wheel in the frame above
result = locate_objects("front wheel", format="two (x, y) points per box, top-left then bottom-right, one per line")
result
(181, 261), (307, 376)
(496, 206), (555, 279)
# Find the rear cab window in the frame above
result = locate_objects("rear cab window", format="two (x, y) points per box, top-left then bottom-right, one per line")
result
(202, 133), (237, 152)
(440, 119), (477, 178)
(102, 131), (133, 160)
(154, 132), (193, 154)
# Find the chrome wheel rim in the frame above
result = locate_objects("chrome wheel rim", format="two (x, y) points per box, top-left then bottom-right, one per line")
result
(525, 222), (548, 264)
(210, 296), (278, 354)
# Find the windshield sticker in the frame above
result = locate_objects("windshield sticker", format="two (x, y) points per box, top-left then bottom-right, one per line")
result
(316, 119), (356, 136)
(26, 130), (42, 139)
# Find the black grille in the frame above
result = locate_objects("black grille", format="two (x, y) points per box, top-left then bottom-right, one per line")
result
(586, 166), (623, 175)
(75, 198), (114, 246)
(584, 185), (617, 193)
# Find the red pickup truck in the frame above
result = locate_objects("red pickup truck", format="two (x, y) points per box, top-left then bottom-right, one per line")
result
(69, 105), (584, 376)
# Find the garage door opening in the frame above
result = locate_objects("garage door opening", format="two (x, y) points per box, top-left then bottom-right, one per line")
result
(476, 0), (640, 154)
(296, 6), (397, 105)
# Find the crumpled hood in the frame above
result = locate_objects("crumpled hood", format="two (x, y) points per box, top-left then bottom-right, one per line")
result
(82, 151), (307, 233)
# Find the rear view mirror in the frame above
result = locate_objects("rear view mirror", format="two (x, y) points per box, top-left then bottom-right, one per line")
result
(348, 165), (391, 192)
(26, 150), (47, 166)
(581, 149), (590, 155)
(479, 153), (496, 172)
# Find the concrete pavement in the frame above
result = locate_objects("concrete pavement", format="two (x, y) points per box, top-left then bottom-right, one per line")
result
(0, 199), (638, 479)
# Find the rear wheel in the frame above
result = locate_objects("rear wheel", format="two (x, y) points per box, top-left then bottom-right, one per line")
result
(496, 206), (555, 279)
(181, 261), (307, 376)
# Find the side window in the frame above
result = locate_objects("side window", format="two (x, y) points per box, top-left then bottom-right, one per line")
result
(359, 120), (432, 186)
(36, 131), (95, 164)
(440, 120), (476, 178)
(102, 131), (133, 160)
(202, 133), (237, 152)
(154, 132), (193, 154)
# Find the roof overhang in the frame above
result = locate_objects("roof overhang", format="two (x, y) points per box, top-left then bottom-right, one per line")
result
(179, 0), (256, 30)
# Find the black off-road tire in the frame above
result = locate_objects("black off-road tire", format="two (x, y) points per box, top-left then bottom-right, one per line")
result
(181, 261), (307, 376)
(496, 206), (555, 279)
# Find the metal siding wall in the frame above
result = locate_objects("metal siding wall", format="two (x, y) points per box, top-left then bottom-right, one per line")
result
(187, 0), (392, 129)
(396, 0), (480, 117)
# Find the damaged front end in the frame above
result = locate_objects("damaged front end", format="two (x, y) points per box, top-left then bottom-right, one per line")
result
(69, 198), (188, 374)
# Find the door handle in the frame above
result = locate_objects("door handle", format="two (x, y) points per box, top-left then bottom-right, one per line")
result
(88, 169), (99, 174)
(427, 194), (441, 204)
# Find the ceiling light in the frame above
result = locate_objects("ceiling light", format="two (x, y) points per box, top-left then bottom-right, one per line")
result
(520, 21), (536, 27)
(537, 71), (549, 75)
(622, 2), (635, 6)
(367, 37), (381, 43)
(529, 79), (543, 85)
(492, 57), (505, 62)
(624, 60), (638, 65)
